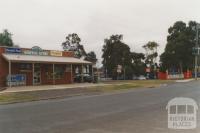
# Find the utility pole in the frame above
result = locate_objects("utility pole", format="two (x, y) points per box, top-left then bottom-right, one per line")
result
(105, 68), (107, 79)
(105, 60), (107, 79)
(195, 24), (200, 80)
(122, 58), (125, 80)
(123, 60), (125, 80)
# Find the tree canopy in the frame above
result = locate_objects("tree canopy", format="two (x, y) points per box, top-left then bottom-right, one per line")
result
(143, 41), (159, 67)
(62, 33), (97, 64)
(102, 35), (133, 79)
(160, 21), (197, 72)
(0, 29), (14, 47)
(62, 33), (87, 58)
(85, 51), (97, 64)
(131, 52), (146, 76)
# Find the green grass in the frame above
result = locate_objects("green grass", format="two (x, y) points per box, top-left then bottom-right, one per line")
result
(88, 84), (141, 92)
(0, 93), (36, 104)
(0, 80), (174, 104)
(90, 80), (174, 92)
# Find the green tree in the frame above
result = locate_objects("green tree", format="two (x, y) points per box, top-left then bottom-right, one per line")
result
(143, 41), (159, 67)
(160, 21), (196, 72)
(0, 29), (14, 47)
(62, 33), (87, 58)
(131, 52), (146, 76)
(102, 34), (132, 79)
(85, 51), (97, 64)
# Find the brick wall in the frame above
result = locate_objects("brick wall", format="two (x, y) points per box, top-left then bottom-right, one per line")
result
(0, 46), (75, 86)
(41, 64), (72, 85)
(0, 47), (8, 87)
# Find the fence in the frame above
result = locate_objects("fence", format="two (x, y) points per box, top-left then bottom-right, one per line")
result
(158, 71), (192, 80)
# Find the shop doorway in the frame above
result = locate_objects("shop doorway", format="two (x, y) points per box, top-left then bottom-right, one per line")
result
(33, 64), (41, 85)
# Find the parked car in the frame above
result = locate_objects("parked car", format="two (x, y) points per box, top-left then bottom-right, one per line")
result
(137, 75), (146, 80)
(74, 74), (93, 83)
(132, 75), (146, 80)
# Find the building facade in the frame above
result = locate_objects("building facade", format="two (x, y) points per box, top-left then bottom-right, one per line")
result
(0, 46), (92, 87)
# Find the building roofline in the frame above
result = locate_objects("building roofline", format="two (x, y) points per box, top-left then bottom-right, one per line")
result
(0, 45), (74, 53)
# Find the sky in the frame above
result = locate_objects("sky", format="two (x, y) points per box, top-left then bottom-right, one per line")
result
(0, 0), (200, 66)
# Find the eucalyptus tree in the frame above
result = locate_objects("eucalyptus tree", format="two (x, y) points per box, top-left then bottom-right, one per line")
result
(102, 34), (132, 79)
(0, 29), (14, 47)
(160, 21), (197, 72)
(62, 33), (86, 58)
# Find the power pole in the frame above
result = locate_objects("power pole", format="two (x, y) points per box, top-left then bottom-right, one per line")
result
(122, 58), (126, 80)
(195, 24), (200, 80)
(123, 60), (125, 80)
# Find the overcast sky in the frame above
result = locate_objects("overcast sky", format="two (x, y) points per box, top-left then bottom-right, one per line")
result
(0, 0), (200, 65)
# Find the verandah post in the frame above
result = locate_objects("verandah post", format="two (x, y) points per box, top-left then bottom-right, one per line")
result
(32, 63), (34, 85)
(81, 64), (83, 83)
(71, 64), (73, 83)
(53, 64), (55, 85)
(8, 60), (11, 87)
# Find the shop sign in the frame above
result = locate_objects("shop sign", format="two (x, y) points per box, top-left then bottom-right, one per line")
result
(50, 50), (62, 56)
(23, 46), (49, 56)
(5, 48), (21, 53)
(7, 74), (26, 86)
(146, 68), (151, 73)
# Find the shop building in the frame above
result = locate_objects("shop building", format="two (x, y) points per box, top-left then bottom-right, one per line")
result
(0, 46), (93, 87)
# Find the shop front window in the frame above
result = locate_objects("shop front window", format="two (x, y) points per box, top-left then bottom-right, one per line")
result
(45, 65), (53, 79)
(45, 65), (65, 79)
(20, 63), (32, 72)
(54, 65), (65, 79)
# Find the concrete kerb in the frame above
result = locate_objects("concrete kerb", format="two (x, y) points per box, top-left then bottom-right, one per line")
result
(175, 79), (195, 83)
(0, 83), (111, 94)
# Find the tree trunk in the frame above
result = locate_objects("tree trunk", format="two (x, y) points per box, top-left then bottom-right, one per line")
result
(179, 61), (183, 74)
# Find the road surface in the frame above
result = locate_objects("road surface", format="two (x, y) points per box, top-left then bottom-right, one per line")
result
(0, 81), (200, 133)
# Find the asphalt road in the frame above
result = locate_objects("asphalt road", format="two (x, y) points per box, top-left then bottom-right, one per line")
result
(1, 81), (200, 133)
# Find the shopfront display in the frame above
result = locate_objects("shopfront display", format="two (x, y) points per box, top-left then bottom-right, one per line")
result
(7, 74), (26, 86)
(54, 65), (65, 79)
(33, 64), (41, 85)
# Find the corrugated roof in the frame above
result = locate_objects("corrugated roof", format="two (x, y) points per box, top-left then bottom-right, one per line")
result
(2, 54), (92, 64)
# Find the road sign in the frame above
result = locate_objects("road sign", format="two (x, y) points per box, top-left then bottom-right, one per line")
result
(117, 65), (122, 73)
(192, 47), (200, 55)
(117, 69), (121, 73)
(146, 68), (150, 72)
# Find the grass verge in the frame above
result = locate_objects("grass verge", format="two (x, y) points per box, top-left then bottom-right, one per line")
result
(0, 80), (174, 104)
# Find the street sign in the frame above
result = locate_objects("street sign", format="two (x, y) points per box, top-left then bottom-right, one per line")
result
(192, 47), (200, 55)
(146, 68), (151, 72)
(117, 65), (122, 73)
(117, 69), (121, 73)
